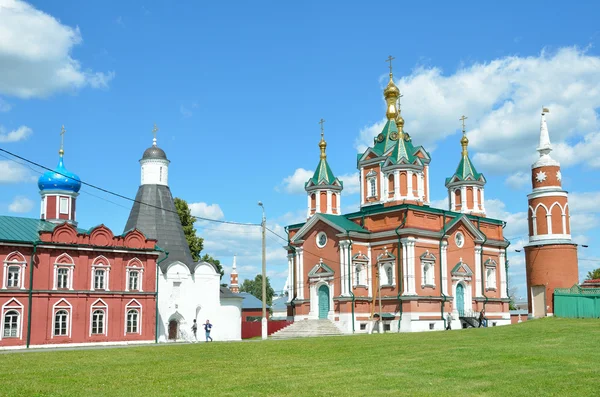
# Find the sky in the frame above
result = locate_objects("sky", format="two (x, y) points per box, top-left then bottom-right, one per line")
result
(1, 0), (600, 299)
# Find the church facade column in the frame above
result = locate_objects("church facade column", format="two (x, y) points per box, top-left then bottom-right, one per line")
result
(473, 187), (479, 211)
(326, 191), (332, 214)
(287, 253), (295, 301)
(339, 242), (348, 296)
(407, 171), (414, 198)
(441, 241), (448, 295)
(499, 250), (507, 298)
(297, 248), (304, 300)
(367, 245), (373, 297)
(474, 245), (482, 297)
(417, 172), (424, 201)
(394, 170), (400, 200)
(461, 186), (467, 211)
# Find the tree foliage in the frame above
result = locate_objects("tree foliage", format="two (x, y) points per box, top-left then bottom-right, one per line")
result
(174, 197), (224, 279)
(585, 267), (600, 280)
(240, 274), (275, 305)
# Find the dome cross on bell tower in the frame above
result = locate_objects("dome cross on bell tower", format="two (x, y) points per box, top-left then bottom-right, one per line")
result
(384, 55), (400, 120)
(318, 118), (327, 160)
(59, 125), (66, 156)
(152, 123), (159, 147)
(460, 115), (469, 156)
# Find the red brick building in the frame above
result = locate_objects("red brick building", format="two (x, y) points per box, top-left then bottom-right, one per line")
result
(285, 70), (510, 332)
(0, 141), (160, 349)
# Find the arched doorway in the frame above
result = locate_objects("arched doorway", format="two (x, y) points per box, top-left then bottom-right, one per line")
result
(456, 283), (465, 317)
(318, 284), (329, 319)
(168, 320), (178, 340)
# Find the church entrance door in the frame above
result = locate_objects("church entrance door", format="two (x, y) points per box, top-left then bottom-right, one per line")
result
(318, 285), (329, 319)
(456, 283), (465, 317)
(168, 320), (178, 340)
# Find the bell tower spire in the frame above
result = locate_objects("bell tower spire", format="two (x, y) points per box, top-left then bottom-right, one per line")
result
(524, 107), (578, 318)
(305, 119), (343, 219)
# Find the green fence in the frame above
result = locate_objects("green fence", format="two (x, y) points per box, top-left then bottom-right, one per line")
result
(554, 285), (600, 318)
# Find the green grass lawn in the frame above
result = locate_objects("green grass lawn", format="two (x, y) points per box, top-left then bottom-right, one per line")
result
(1, 318), (599, 396)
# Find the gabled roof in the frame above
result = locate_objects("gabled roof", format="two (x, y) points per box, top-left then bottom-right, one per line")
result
(0, 215), (86, 243)
(239, 292), (270, 309)
(445, 153), (485, 186)
(291, 213), (369, 243)
(451, 261), (473, 276)
(308, 260), (335, 278)
(306, 158), (342, 188)
(442, 214), (486, 242)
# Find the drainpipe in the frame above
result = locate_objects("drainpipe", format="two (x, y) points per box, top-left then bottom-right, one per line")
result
(346, 231), (355, 334)
(394, 211), (407, 332)
(502, 221), (511, 303)
(155, 247), (169, 344)
(26, 241), (39, 348)
(439, 212), (448, 329)
(477, 217), (489, 312)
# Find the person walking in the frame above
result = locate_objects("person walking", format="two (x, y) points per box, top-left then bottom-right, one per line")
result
(191, 319), (198, 342)
(204, 319), (213, 342)
(478, 309), (486, 328)
(445, 312), (452, 330)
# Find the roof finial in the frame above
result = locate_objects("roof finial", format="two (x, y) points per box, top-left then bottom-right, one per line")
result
(459, 115), (469, 157)
(232, 255), (237, 272)
(59, 125), (66, 156)
(385, 55), (395, 78)
(318, 118), (327, 160)
(538, 107), (552, 156)
(152, 123), (159, 147)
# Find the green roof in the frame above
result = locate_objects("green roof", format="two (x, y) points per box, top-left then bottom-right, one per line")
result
(319, 214), (369, 233)
(363, 119), (430, 166)
(307, 157), (341, 187)
(0, 215), (91, 243)
(445, 153), (483, 185)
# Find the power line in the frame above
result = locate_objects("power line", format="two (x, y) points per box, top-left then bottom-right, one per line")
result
(0, 147), (259, 227)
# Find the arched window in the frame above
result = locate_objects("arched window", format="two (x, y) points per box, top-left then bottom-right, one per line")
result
(354, 263), (367, 287)
(369, 178), (377, 197)
(91, 310), (105, 335)
(379, 263), (394, 286)
(385, 266), (393, 285)
(127, 309), (139, 333)
(3, 310), (19, 338)
(54, 310), (69, 336)
(484, 259), (497, 291)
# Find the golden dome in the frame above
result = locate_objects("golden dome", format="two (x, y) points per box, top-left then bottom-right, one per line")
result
(384, 75), (400, 99)
(396, 114), (405, 130)
(461, 134), (469, 156)
(319, 133), (327, 159)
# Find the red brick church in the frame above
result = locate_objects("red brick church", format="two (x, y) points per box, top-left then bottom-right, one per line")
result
(0, 132), (159, 349)
(285, 66), (511, 332)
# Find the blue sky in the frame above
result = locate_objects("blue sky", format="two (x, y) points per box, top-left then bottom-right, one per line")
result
(1, 0), (600, 299)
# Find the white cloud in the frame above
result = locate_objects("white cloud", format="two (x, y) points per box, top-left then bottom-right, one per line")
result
(180, 102), (198, 118)
(0, 125), (32, 142)
(429, 197), (449, 210)
(189, 202), (224, 221)
(8, 195), (33, 213)
(338, 172), (359, 194)
(0, 0), (114, 98)
(277, 168), (313, 194)
(0, 160), (32, 183)
(505, 172), (530, 190)
(356, 47), (600, 173)
(355, 120), (386, 153)
(484, 198), (528, 240)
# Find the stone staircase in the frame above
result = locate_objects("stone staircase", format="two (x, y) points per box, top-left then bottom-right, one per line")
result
(269, 319), (344, 339)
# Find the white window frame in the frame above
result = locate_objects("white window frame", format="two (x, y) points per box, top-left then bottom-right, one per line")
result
(1, 299), (24, 340)
(124, 299), (142, 335)
(3, 310), (20, 338)
(3, 252), (27, 290)
(53, 254), (75, 291)
(52, 299), (72, 338)
(93, 269), (106, 290)
(484, 259), (497, 291)
(89, 299), (108, 337)
(316, 232), (328, 248)
(353, 262), (368, 287)
(7, 266), (20, 288)
(56, 267), (70, 289)
(420, 251), (437, 289)
(366, 170), (377, 198)
(125, 259), (144, 292)
(90, 256), (111, 292)
(59, 197), (69, 215)
(379, 262), (395, 287)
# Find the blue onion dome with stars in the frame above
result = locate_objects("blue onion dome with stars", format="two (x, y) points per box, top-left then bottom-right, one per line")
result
(38, 126), (82, 193)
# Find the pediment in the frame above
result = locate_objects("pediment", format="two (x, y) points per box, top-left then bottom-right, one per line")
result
(451, 261), (473, 276)
(442, 214), (485, 243)
(308, 260), (334, 278)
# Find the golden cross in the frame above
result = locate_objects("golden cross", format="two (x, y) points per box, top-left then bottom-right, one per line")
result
(152, 123), (159, 140)
(459, 115), (468, 133)
(319, 118), (325, 138)
(60, 125), (66, 151)
(385, 55), (395, 75)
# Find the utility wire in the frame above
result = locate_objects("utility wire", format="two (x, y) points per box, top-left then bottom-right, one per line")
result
(0, 147), (259, 227)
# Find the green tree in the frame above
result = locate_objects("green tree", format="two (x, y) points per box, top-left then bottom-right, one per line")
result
(240, 274), (275, 305)
(174, 197), (224, 280)
(201, 253), (224, 279)
(585, 267), (600, 280)
(174, 198), (203, 261)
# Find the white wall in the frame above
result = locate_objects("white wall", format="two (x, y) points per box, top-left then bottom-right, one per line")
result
(157, 261), (241, 342)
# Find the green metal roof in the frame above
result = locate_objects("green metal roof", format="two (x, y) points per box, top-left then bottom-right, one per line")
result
(364, 119), (430, 166)
(307, 157), (342, 187)
(0, 215), (87, 243)
(445, 153), (483, 185)
(319, 214), (369, 233)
